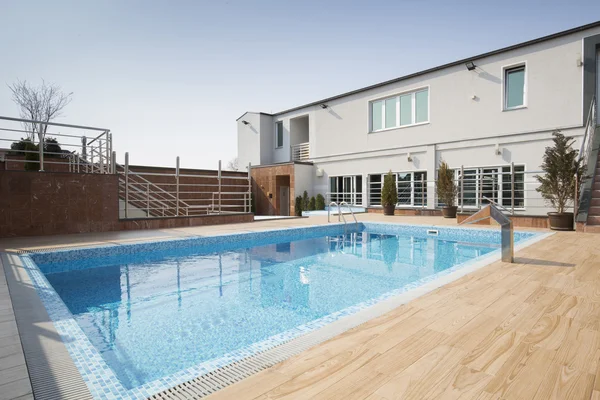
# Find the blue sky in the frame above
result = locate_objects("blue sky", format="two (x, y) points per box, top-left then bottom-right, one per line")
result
(1, 0), (599, 169)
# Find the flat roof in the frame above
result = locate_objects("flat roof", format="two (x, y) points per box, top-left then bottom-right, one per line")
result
(247, 20), (600, 118)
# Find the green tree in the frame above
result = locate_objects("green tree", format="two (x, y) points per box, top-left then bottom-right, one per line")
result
(381, 171), (398, 206)
(437, 160), (457, 207)
(302, 190), (309, 211)
(315, 194), (325, 210)
(308, 196), (316, 211)
(536, 131), (586, 214)
(295, 196), (303, 216)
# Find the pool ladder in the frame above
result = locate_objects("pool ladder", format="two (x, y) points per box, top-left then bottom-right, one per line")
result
(328, 201), (358, 226)
(459, 204), (514, 263)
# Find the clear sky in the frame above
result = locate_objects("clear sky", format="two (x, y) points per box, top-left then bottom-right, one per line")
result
(1, 0), (599, 169)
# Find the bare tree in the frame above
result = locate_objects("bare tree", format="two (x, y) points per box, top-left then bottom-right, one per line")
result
(8, 79), (73, 143)
(226, 157), (240, 171)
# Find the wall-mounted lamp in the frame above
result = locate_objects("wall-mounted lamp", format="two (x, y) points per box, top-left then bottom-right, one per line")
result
(576, 58), (584, 67)
(316, 168), (324, 177)
(320, 104), (328, 109)
(241, 120), (250, 125)
(495, 143), (501, 155)
(407, 152), (413, 162)
(465, 61), (477, 71)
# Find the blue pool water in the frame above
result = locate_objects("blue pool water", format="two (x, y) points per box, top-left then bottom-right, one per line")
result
(30, 223), (537, 395)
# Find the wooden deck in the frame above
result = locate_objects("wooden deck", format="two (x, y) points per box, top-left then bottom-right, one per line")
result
(207, 230), (600, 400)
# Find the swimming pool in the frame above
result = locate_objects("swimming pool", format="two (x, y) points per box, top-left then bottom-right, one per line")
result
(22, 222), (545, 399)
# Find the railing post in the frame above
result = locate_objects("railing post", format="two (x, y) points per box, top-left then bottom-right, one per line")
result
(38, 123), (45, 172)
(421, 175), (425, 208)
(247, 162), (252, 213)
(218, 160), (222, 214)
(106, 132), (111, 173)
(98, 136), (104, 173)
(574, 172), (579, 217)
(460, 165), (464, 213)
(124, 152), (129, 219)
(146, 183), (150, 217)
(111, 151), (116, 174)
(478, 169), (482, 209)
(176, 156), (180, 216)
(511, 162), (515, 215)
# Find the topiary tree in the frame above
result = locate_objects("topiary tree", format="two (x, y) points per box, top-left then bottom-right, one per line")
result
(302, 190), (309, 211)
(294, 196), (303, 216)
(315, 193), (325, 210)
(536, 131), (586, 214)
(381, 171), (398, 206)
(308, 196), (316, 211)
(437, 160), (457, 207)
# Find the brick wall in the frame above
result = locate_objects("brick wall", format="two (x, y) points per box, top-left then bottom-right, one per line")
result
(0, 170), (119, 237)
(251, 164), (295, 216)
(0, 170), (253, 238)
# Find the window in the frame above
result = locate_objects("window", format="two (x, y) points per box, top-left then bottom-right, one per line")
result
(370, 88), (429, 132)
(504, 66), (525, 109)
(329, 175), (362, 205)
(368, 171), (427, 207)
(454, 165), (525, 209)
(275, 121), (284, 148)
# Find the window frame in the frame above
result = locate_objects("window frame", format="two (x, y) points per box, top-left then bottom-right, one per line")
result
(328, 175), (363, 205)
(502, 63), (527, 111)
(275, 121), (284, 149)
(369, 86), (430, 133)
(450, 164), (527, 210)
(367, 171), (428, 207)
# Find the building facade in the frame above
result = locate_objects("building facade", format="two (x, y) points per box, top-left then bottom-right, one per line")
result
(238, 22), (600, 216)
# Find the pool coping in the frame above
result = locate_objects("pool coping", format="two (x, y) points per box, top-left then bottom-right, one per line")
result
(2, 222), (552, 400)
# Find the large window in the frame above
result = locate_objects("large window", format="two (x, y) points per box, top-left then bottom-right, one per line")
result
(454, 165), (525, 209)
(329, 175), (362, 205)
(370, 88), (429, 132)
(275, 121), (284, 148)
(368, 171), (427, 207)
(504, 66), (525, 109)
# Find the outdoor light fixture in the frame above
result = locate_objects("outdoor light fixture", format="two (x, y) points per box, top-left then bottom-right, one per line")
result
(407, 153), (413, 162)
(465, 61), (476, 71)
(320, 104), (328, 109)
(495, 143), (501, 155)
(241, 120), (250, 125)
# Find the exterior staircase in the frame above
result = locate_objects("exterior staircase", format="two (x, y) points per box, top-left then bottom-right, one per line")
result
(588, 152), (600, 227)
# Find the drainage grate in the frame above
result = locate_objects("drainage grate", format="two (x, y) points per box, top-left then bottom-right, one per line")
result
(148, 294), (405, 400)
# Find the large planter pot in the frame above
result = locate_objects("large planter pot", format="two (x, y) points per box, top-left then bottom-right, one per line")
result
(442, 206), (458, 218)
(383, 204), (396, 216)
(548, 212), (574, 231)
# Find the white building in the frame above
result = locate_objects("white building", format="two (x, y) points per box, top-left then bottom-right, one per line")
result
(237, 21), (600, 218)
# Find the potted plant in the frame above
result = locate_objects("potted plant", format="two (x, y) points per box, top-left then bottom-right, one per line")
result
(536, 131), (586, 231)
(381, 171), (397, 216)
(437, 160), (458, 218)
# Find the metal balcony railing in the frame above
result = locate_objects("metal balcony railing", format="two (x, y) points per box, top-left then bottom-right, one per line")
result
(291, 142), (309, 161)
(0, 115), (113, 174)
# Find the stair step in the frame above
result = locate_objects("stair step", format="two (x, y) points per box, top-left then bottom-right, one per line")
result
(595, 182), (600, 190)
(587, 215), (600, 225)
(590, 206), (600, 216)
(593, 190), (600, 199)
(592, 198), (600, 206)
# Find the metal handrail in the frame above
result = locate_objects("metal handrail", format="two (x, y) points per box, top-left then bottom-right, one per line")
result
(339, 201), (358, 225)
(328, 201), (346, 224)
(459, 204), (514, 263)
(481, 196), (513, 215)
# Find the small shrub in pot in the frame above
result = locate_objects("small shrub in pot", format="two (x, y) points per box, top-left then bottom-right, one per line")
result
(437, 160), (458, 218)
(381, 171), (397, 216)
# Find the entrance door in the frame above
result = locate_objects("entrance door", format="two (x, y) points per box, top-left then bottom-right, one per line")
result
(279, 186), (290, 216)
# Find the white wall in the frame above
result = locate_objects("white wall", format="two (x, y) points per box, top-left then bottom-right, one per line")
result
(238, 26), (599, 215)
(294, 163), (315, 198)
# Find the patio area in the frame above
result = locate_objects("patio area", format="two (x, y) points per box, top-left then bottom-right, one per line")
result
(1, 214), (599, 399)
